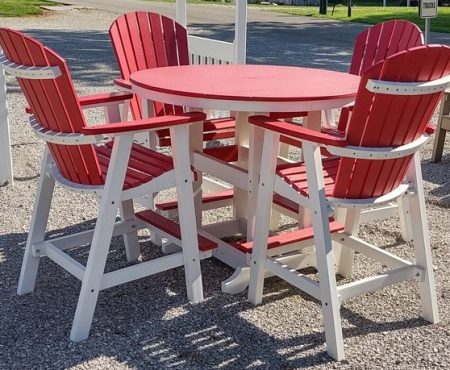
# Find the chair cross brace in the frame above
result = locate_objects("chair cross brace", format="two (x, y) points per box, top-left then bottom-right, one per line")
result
(0, 52), (61, 79)
(327, 134), (430, 159)
(367, 75), (450, 95)
(30, 116), (105, 145)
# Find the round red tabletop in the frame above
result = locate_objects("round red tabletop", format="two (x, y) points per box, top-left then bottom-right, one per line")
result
(131, 65), (360, 112)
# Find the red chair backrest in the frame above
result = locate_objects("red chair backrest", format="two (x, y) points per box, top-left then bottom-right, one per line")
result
(349, 20), (423, 77)
(333, 45), (450, 199)
(109, 12), (188, 119)
(0, 28), (103, 185)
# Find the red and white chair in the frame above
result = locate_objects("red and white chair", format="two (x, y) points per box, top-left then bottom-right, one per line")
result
(109, 11), (239, 231)
(275, 20), (424, 131)
(221, 21), (427, 291)
(0, 28), (217, 341)
(271, 20), (425, 262)
(109, 11), (236, 151)
(247, 45), (450, 360)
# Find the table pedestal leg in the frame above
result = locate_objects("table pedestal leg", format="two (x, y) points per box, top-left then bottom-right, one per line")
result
(246, 124), (264, 241)
(233, 111), (250, 235)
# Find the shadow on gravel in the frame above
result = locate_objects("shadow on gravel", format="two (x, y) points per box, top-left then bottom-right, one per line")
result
(0, 219), (430, 369)
(20, 20), (356, 92)
(423, 157), (450, 207)
(19, 28), (119, 88)
(190, 20), (357, 71)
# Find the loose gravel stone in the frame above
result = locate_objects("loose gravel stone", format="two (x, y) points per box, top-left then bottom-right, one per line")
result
(0, 7), (450, 370)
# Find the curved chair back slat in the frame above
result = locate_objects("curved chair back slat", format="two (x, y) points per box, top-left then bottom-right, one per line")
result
(349, 20), (423, 77)
(334, 45), (450, 199)
(109, 12), (188, 119)
(0, 28), (103, 185)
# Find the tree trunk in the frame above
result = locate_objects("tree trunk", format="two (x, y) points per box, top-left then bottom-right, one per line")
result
(319, 0), (328, 14)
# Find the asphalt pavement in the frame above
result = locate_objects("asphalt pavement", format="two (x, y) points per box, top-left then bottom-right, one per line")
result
(61, 0), (450, 70)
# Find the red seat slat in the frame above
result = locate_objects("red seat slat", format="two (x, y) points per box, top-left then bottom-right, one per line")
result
(334, 45), (450, 199)
(203, 145), (239, 163)
(95, 143), (175, 190)
(109, 12), (236, 147)
(136, 210), (217, 251)
(232, 221), (344, 253)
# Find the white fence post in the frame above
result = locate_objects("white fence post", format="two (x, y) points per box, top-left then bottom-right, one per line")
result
(235, 0), (247, 64)
(0, 46), (13, 186)
(175, 0), (187, 27)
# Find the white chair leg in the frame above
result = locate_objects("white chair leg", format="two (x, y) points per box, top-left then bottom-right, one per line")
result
(105, 104), (121, 124)
(0, 64), (13, 186)
(140, 98), (163, 246)
(17, 149), (54, 295)
(269, 133), (290, 231)
(247, 124), (265, 240)
(397, 196), (413, 242)
(269, 208), (282, 231)
(303, 142), (344, 361)
(336, 207), (360, 278)
(322, 109), (335, 127)
(278, 142), (289, 159)
(189, 117), (204, 227)
(170, 124), (203, 303)
(407, 154), (439, 323)
(70, 134), (134, 342)
(120, 199), (140, 262)
(248, 130), (280, 305)
(146, 193), (163, 247)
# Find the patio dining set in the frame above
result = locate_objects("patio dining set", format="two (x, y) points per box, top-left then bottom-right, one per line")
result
(1, 13), (450, 361)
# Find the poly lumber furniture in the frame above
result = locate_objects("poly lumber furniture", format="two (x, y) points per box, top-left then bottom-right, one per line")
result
(247, 45), (450, 360)
(130, 64), (360, 293)
(349, 20), (423, 76)
(276, 20), (424, 244)
(0, 28), (216, 341)
(109, 12), (236, 149)
(0, 0), (247, 187)
(431, 90), (450, 162)
(274, 20), (423, 127)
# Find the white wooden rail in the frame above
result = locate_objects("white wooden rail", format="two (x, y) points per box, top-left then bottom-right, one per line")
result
(176, 0), (246, 65)
(188, 35), (235, 65)
(187, 35), (235, 123)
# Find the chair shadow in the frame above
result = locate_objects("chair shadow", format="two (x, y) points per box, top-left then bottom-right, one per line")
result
(190, 20), (358, 71)
(422, 155), (450, 208)
(19, 20), (361, 92)
(0, 219), (431, 369)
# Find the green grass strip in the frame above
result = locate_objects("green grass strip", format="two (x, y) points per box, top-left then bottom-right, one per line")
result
(0, 0), (57, 17)
(254, 5), (450, 33)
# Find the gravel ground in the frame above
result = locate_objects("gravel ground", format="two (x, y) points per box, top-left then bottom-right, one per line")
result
(1, 7), (450, 370)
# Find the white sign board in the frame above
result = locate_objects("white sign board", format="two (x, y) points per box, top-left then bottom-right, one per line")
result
(419, 0), (438, 18)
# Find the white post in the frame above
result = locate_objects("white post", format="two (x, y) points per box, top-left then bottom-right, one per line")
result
(424, 18), (430, 44)
(235, 0), (247, 64)
(383, 0), (386, 6)
(175, 0), (187, 27)
(0, 47), (13, 186)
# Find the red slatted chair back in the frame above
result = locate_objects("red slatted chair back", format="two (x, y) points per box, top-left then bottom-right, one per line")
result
(333, 45), (450, 199)
(349, 20), (423, 77)
(0, 28), (103, 185)
(109, 12), (188, 119)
